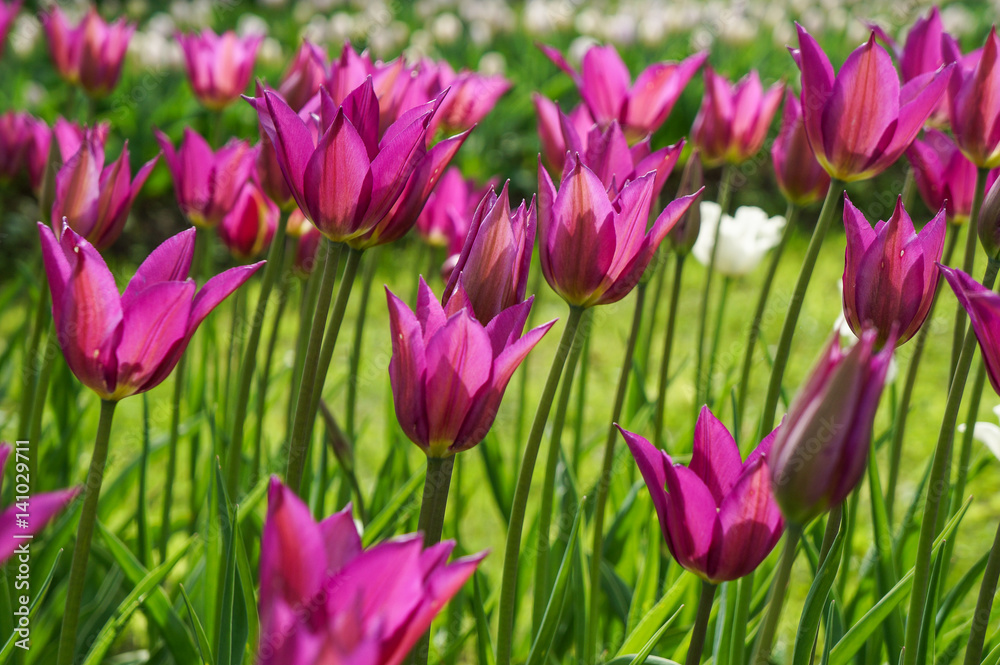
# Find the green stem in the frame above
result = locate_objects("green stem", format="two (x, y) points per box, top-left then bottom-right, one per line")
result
(736, 202), (798, 427)
(654, 254), (686, 448)
(253, 264), (292, 485)
(496, 305), (585, 665)
(571, 333), (591, 475)
(160, 352), (186, 562)
(752, 525), (802, 665)
(704, 276), (732, 408)
(27, 333), (57, 469)
(289, 261), (323, 427)
(515, 266), (545, 455)
(346, 249), (378, 440)
(18, 267), (49, 442)
(963, 519), (1000, 665)
(585, 285), (647, 664)
(902, 258), (1000, 665)
(951, 169), (987, 381)
(225, 212), (288, 496)
(901, 165), (917, 212)
(687, 581), (719, 665)
(56, 399), (117, 665)
(885, 227), (960, 522)
(759, 179), (844, 436)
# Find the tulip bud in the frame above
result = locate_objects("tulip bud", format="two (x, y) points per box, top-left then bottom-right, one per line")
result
(942, 266), (1000, 397)
(667, 153), (704, 255)
(0, 2), (19, 60)
(40, 7), (134, 98)
(947, 27), (1000, 168)
(772, 90), (830, 206)
(692, 67), (783, 168)
(217, 181), (279, 260)
(178, 29), (262, 110)
(277, 41), (327, 113)
(908, 130), (995, 225)
(980, 175), (1000, 260)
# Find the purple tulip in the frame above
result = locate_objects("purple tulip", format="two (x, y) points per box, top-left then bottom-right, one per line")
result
(692, 67), (783, 167)
(38, 223), (261, 401)
(40, 6), (134, 98)
(769, 330), (894, 524)
(277, 41), (328, 113)
(155, 127), (258, 228)
(178, 28), (262, 110)
(947, 27), (1000, 168)
(291, 214), (321, 278)
(405, 59), (511, 135)
(792, 23), (953, 182)
(258, 477), (484, 665)
(619, 408), (784, 583)
(908, 130), (999, 225)
(772, 90), (830, 206)
(416, 166), (496, 255)
(217, 181), (279, 260)
(0, 1), (21, 58)
(842, 194), (946, 348)
(941, 266), (1000, 396)
(0, 111), (49, 188)
(540, 42), (707, 139)
(387, 278), (554, 457)
(538, 153), (702, 307)
(442, 181), (536, 324)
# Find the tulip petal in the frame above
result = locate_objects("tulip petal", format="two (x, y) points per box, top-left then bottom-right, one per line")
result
(38, 222), (72, 331)
(579, 45), (630, 124)
(795, 24), (836, 161)
(942, 266), (1000, 395)
(121, 228), (195, 309)
(318, 503), (362, 574)
(258, 89), (315, 204)
(189, 262), (263, 335)
(0, 487), (80, 564)
(387, 286), (429, 448)
(303, 109), (372, 240)
(690, 406), (743, 503)
(713, 457), (783, 581)
(626, 51), (708, 133)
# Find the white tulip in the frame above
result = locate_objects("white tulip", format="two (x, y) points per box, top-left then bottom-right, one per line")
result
(692, 202), (785, 277)
(957, 405), (1000, 463)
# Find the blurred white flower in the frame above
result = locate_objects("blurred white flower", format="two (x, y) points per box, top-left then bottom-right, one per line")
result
(432, 12), (463, 44)
(958, 405), (1000, 462)
(479, 51), (506, 76)
(692, 202), (785, 277)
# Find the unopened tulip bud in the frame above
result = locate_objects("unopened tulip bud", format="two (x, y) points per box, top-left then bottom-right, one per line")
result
(980, 175), (1000, 260)
(667, 153), (704, 255)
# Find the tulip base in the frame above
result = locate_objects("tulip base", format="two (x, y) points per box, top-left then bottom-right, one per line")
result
(687, 581), (719, 665)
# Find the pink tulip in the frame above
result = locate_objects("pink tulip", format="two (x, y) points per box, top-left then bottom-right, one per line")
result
(217, 181), (279, 260)
(155, 127), (258, 228)
(178, 28), (262, 110)
(533, 95), (594, 173)
(387, 278), (554, 456)
(538, 153), (702, 307)
(692, 67), (783, 167)
(540, 42), (707, 139)
(792, 23), (953, 182)
(326, 42), (415, 134)
(258, 478), (484, 665)
(40, 6), (134, 98)
(256, 132), (294, 210)
(619, 408), (784, 583)
(415, 166), (495, 255)
(38, 223), (261, 401)
(772, 90), (830, 206)
(407, 59), (511, 135)
(907, 130), (999, 225)
(942, 266), (1000, 396)
(0, 111), (48, 188)
(291, 215), (321, 278)
(946, 26), (1000, 168)
(277, 41), (328, 112)
(0, 1), (21, 58)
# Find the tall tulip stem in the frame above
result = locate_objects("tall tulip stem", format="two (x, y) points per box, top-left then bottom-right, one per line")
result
(653, 254), (686, 448)
(57, 398), (118, 665)
(18, 268), (49, 442)
(704, 276), (733, 407)
(687, 581), (719, 665)
(963, 518), (1000, 665)
(751, 524), (802, 665)
(345, 249), (378, 439)
(759, 179), (844, 436)
(950, 168), (988, 379)
(496, 305), (585, 665)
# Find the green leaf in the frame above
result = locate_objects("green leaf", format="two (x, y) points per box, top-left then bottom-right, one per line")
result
(606, 656), (681, 665)
(626, 521), (661, 637)
(362, 469), (423, 547)
(473, 573), (496, 665)
(626, 605), (684, 665)
(215, 465), (249, 665)
(618, 572), (693, 657)
(792, 509), (845, 665)
(0, 549), (62, 660)
(868, 445), (903, 659)
(916, 544), (945, 665)
(936, 550), (989, 633)
(180, 583), (214, 665)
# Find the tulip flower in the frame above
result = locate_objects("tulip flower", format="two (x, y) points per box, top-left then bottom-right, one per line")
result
(38, 223), (261, 401)
(387, 278), (554, 457)
(619, 408), (784, 583)
(0, 442), (79, 565)
(155, 128), (257, 228)
(942, 266), (1000, 396)
(540, 42), (707, 139)
(258, 477), (484, 665)
(407, 59), (511, 135)
(772, 90), (830, 206)
(692, 202), (785, 277)
(692, 67), (783, 167)
(908, 130), (998, 225)
(416, 167), (495, 255)
(769, 329), (894, 524)
(178, 28), (262, 110)
(256, 131), (294, 210)
(217, 181), (279, 260)
(667, 153), (705, 255)
(947, 27), (1000, 168)
(533, 95), (594, 173)
(792, 23), (953, 182)
(841, 195), (946, 348)
(0, 1), (21, 58)
(0, 111), (49, 187)
(277, 41), (328, 112)
(538, 154), (701, 307)
(291, 216), (321, 278)
(442, 182), (536, 324)
(40, 6), (134, 98)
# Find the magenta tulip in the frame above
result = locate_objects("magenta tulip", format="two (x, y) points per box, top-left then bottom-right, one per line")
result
(387, 278), (554, 457)
(0, 1), (20, 58)
(38, 223), (261, 401)
(415, 166), (495, 255)
(941, 266), (1000, 396)
(0, 111), (49, 188)
(619, 408), (783, 583)
(540, 42), (707, 139)
(155, 127), (257, 228)
(178, 28), (262, 110)
(291, 215), (321, 278)
(842, 194), (946, 348)
(217, 181), (279, 260)
(947, 26), (1000, 168)
(772, 90), (830, 206)
(277, 41), (328, 112)
(908, 130), (999, 225)
(692, 67), (783, 167)
(410, 59), (511, 135)
(533, 95), (594, 173)
(40, 6), (134, 98)
(538, 153), (702, 307)
(792, 23), (953, 182)
(256, 132), (294, 211)
(769, 330), (894, 524)
(258, 478), (484, 665)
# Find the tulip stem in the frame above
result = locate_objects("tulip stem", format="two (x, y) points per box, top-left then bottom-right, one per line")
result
(253, 262), (292, 484)
(885, 227), (959, 522)
(759, 179), (843, 436)
(496, 305), (585, 665)
(288, 260), (323, 427)
(751, 524), (802, 665)
(950, 168), (987, 381)
(687, 581), (719, 665)
(704, 276), (732, 408)
(962, 517), (1000, 665)
(902, 258), (1000, 665)
(695, 164), (735, 415)
(346, 248), (378, 440)
(27, 331), (58, 478)
(586, 285), (647, 664)
(736, 202), (798, 430)
(18, 264), (49, 444)
(225, 212), (288, 496)
(57, 398), (117, 665)
(654, 254), (687, 448)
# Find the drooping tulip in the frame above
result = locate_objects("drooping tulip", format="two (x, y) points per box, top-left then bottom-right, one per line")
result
(692, 67), (783, 167)
(155, 127), (258, 228)
(415, 166), (495, 255)
(842, 195), (946, 348)
(942, 266), (1000, 396)
(538, 154), (702, 307)
(40, 6), (134, 98)
(946, 27), (1000, 168)
(619, 408), (784, 583)
(277, 41), (328, 112)
(258, 478), (484, 665)
(442, 182), (535, 324)
(772, 90), (830, 206)
(387, 278), (554, 457)
(908, 130), (997, 225)
(769, 329), (894, 524)
(0, 1), (21, 58)
(792, 23), (953, 182)
(540, 42), (707, 139)
(38, 223), (261, 401)
(178, 28), (262, 110)
(217, 181), (279, 260)
(692, 202), (786, 277)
